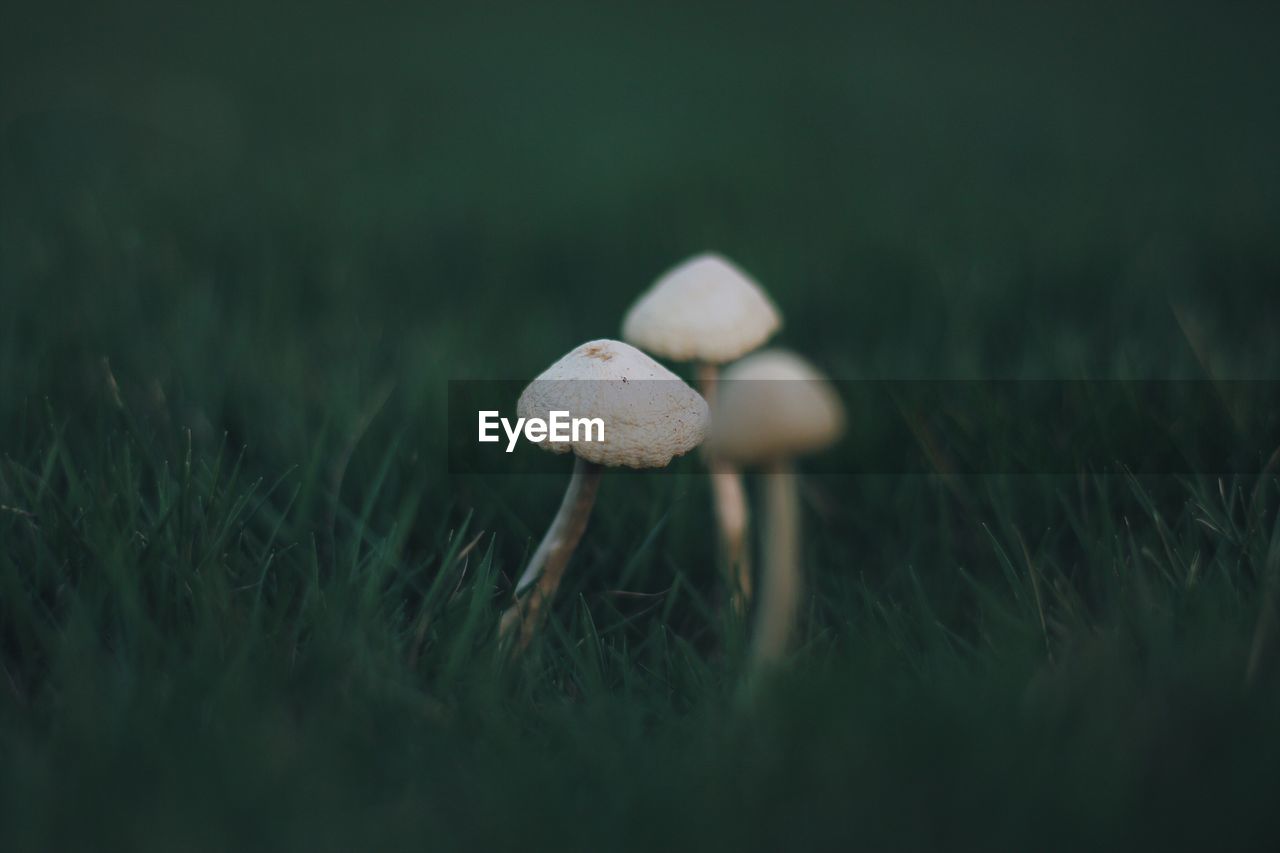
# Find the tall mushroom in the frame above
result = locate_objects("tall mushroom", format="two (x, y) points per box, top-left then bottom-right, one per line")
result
(500, 339), (709, 651)
(711, 349), (845, 673)
(622, 253), (782, 614)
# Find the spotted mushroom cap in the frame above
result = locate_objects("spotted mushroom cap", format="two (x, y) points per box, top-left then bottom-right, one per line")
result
(517, 339), (709, 469)
(622, 253), (782, 364)
(711, 349), (845, 464)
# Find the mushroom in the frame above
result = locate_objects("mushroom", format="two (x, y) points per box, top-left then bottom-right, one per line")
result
(711, 349), (845, 673)
(500, 339), (709, 651)
(622, 253), (782, 614)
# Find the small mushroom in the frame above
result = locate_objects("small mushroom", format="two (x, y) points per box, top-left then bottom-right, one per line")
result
(622, 253), (782, 614)
(500, 339), (709, 651)
(711, 349), (845, 673)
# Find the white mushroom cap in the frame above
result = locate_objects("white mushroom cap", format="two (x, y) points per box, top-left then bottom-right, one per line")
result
(711, 349), (845, 464)
(518, 339), (710, 469)
(622, 253), (782, 364)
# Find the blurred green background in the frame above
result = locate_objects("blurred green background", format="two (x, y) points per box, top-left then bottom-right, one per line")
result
(3, 1), (1280, 850)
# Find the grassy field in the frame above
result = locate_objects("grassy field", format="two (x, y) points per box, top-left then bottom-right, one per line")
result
(3, 2), (1280, 849)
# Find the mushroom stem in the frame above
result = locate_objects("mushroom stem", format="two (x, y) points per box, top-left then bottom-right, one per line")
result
(697, 363), (752, 615)
(749, 459), (800, 672)
(501, 457), (603, 651)
(711, 463), (751, 610)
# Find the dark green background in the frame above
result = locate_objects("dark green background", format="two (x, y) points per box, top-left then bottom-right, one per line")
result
(3, 2), (1280, 850)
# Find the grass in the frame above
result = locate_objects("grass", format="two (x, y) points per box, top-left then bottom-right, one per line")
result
(3, 1), (1280, 849)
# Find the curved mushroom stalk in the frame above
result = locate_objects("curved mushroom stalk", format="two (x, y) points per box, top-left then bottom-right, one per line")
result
(500, 457), (603, 652)
(749, 460), (800, 672)
(500, 339), (709, 655)
(698, 363), (752, 615)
